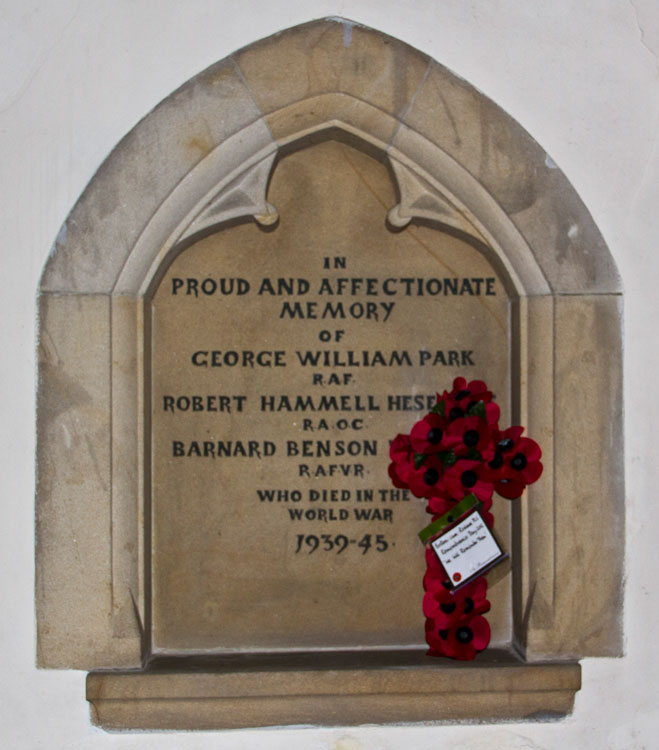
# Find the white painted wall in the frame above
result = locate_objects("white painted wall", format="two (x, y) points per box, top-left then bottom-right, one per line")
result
(2, 1), (657, 747)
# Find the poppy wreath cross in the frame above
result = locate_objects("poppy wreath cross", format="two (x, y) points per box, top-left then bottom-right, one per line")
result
(388, 377), (543, 660)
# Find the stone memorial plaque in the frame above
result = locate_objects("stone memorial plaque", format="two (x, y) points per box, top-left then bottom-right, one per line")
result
(150, 140), (511, 653)
(37, 21), (626, 725)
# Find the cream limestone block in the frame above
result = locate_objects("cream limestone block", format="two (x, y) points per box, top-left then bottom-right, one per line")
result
(388, 124), (550, 298)
(178, 151), (279, 241)
(234, 19), (429, 132)
(263, 93), (401, 149)
(86, 654), (581, 728)
(401, 62), (544, 215)
(509, 165), (621, 295)
(114, 119), (276, 296)
(511, 295), (556, 647)
(36, 293), (141, 667)
(525, 294), (624, 659)
(400, 61), (621, 295)
(110, 296), (142, 637)
(40, 59), (268, 295)
(88, 689), (578, 730)
(386, 157), (489, 244)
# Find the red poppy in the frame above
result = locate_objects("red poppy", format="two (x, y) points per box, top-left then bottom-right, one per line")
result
(484, 426), (524, 473)
(410, 413), (455, 454)
(447, 415), (494, 459)
(436, 387), (501, 426)
(425, 614), (491, 660)
(484, 425), (521, 490)
(482, 400), (501, 427)
(494, 476), (526, 499)
(435, 389), (467, 422)
(406, 454), (446, 499)
(423, 575), (490, 626)
(506, 437), (543, 483)
(423, 546), (445, 586)
(387, 461), (409, 489)
(389, 433), (413, 464)
(450, 377), (500, 424)
(497, 425), (524, 446)
(422, 570), (452, 598)
(388, 434), (414, 488)
(441, 459), (494, 506)
(494, 435), (543, 499)
(481, 508), (495, 529)
(449, 377), (494, 407)
(425, 494), (461, 516)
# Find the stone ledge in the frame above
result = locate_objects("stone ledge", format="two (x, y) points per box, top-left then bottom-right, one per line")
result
(87, 650), (581, 729)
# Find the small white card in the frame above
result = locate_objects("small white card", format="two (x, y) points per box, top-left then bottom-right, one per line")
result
(431, 509), (504, 587)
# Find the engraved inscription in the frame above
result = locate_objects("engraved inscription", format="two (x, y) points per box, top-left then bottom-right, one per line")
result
(149, 141), (511, 651)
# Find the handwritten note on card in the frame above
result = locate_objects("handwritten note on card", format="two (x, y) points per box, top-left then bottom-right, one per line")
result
(430, 510), (504, 586)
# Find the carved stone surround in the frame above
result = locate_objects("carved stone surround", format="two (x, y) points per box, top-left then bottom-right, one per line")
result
(36, 18), (623, 728)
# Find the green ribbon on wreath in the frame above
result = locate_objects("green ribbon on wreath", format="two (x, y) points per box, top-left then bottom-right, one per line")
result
(418, 493), (481, 545)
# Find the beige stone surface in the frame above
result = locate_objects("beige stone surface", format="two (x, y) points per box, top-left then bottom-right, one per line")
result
(402, 61), (544, 217)
(511, 294), (557, 642)
(149, 140), (512, 652)
(525, 295), (624, 658)
(36, 294), (141, 667)
(110, 296), (143, 637)
(40, 59), (268, 294)
(264, 92), (400, 148)
(234, 20), (430, 127)
(114, 119), (277, 296)
(86, 651), (581, 729)
(400, 60), (620, 295)
(388, 125), (551, 299)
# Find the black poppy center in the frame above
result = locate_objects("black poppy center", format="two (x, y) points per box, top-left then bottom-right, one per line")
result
(449, 406), (464, 421)
(511, 452), (528, 471)
(461, 470), (477, 488)
(423, 468), (440, 485)
(427, 427), (443, 445)
(456, 626), (473, 644)
(439, 629), (449, 640)
(456, 389), (470, 401)
(488, 451), (503, 470)
(463, 429), (480, 447)
(439, 602), (456, 614)
(463, 597), (474, 615)
(497, 437), (514, 453)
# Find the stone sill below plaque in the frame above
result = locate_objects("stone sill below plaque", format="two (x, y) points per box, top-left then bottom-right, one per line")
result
(86, 649), (581, 730)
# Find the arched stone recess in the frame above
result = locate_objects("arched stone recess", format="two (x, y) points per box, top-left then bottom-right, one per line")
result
(37, 17), (622, 725)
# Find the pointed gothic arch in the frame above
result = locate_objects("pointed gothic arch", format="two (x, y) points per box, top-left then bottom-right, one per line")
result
(36, 18), (623, 727)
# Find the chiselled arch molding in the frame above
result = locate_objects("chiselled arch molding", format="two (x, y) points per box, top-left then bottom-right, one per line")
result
(114, 110), (547, 299)
(40, 19), (621, 299)
(383, 138), (546, 297)
(115, 123), (279, 296)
